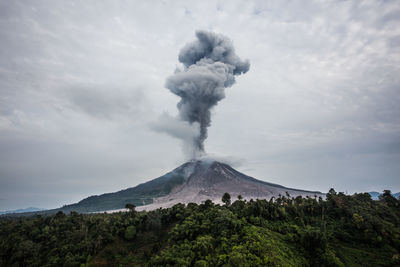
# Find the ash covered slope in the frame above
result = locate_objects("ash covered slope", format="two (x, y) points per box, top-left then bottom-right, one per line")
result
(137, 160), (324, 210)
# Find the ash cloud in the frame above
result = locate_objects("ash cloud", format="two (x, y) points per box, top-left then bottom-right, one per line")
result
(159, 30), (250, 159)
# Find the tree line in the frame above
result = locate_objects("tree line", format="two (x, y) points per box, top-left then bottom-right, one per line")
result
(0, 189), (399, 266)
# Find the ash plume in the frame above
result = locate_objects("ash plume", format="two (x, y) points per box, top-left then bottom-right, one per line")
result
(163, 30), (250, 158)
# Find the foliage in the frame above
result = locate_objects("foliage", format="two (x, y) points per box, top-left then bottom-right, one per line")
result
(222, 192), (231, 206)
(124, 225), (136, 240)
(1, 190), (400, 266)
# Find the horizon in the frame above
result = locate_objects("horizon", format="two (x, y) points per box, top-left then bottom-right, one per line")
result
(1, 1), (400, 210)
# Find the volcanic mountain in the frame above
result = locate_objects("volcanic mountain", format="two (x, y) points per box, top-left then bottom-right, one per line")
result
(57, 160), (324, 213)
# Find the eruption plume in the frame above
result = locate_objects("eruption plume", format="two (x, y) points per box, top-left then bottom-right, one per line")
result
(154, 30), (250, 159)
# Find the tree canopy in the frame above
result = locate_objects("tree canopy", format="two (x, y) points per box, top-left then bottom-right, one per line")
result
(1, 190), (399, 266)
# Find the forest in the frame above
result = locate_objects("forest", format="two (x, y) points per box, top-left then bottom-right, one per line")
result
(0, 189), (399, 266)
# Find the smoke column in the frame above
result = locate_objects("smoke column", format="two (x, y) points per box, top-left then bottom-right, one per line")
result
(165, 30), (250, 158)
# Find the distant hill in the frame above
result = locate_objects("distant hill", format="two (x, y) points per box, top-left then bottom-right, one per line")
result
(368, 191), (400, 200)
(0, 207), (45, 215)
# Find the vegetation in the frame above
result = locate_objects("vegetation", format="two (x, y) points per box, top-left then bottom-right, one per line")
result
(1, 189), (399, 266)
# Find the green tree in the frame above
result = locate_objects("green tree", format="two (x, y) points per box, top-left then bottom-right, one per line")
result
(222, 193), (231, 206)
(352, 213), (364, 229)
(124, 225), (136, 240)
(125, 203), (136, 214)
(379, 190), (398, 207)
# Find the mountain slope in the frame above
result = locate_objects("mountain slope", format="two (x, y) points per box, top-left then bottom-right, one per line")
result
(0, 207), (45, 215)
(60, 163), (192, 213)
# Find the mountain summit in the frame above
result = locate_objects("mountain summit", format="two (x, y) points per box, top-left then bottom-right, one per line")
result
(59, 160), (324, 213)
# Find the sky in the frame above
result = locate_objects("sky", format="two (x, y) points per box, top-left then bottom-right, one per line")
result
(0, 0), (399, 210)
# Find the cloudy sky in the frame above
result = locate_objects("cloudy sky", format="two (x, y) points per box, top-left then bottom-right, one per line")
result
(1, 0), (399, 210)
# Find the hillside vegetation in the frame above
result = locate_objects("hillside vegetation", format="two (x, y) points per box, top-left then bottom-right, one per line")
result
(1, 189), (399, 266)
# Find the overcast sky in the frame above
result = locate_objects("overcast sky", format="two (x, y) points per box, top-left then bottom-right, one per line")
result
(1, 0), (399, 210)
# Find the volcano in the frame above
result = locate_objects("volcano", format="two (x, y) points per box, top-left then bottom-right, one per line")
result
(136, 160), (324, 210)
(56, 160), (324, 213)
